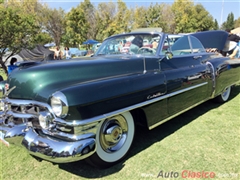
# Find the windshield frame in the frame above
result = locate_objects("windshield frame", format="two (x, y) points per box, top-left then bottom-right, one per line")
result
(95, 32), (163, 57)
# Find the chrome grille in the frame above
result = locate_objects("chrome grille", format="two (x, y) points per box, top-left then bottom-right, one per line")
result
(0, 98), (96, 141)
(0, 98), (52, 127)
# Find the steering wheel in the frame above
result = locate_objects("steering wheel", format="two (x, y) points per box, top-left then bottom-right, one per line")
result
(137, 47), (156, 55)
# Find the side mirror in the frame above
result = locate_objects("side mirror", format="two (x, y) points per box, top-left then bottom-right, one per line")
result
(165, 52), (173, 60)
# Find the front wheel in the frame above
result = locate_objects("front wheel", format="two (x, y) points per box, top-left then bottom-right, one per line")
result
(86, 112), (135, 168)
(215, 86), (231, 103)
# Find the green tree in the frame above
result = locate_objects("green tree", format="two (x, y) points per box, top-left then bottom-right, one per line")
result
(114, 0), (131, 34)
(172, 0), (196, 33)
(39, 6), (65, 46)
(74, 0), (97, 40)
(0, 5), (39, 74)
(234, 17), (240, 28)
(64, 0), (90, 46)
(172, 0), (214, 33)
(95, 2), (117, 40)
(145, 3), (163, 28)
(193, 4), (214, 31)
(33, 32), (53, 45)
(6, 0), (53, 45)
(160, 3), (175, 33)
(213, 19), (219, 30)
(222, 12), (234, 30)
(131, 6), (148, 29)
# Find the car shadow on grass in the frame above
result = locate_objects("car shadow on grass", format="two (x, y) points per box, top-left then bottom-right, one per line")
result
(58, 84), (240, 178)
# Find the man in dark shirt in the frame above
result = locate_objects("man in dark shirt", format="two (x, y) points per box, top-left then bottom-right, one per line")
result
(226, 29), (240, 42)
(225, 29), (240, 58)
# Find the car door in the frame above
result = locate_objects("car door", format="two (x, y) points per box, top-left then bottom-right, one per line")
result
(161, 35), (211, 116)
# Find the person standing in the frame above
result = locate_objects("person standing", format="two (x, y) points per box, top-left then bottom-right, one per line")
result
(8, 57), (18, 74)
(54, 47), (62, 60)
(225, 29), (240, 59)
(64, 47), (71, 59)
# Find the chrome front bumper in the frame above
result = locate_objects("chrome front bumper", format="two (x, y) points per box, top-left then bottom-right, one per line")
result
(0, 119), (96, 163)
(22, 128), (96, 163)
(0, 96), (97, 163)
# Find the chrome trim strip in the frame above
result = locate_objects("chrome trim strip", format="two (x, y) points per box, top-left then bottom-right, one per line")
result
(1, 82), (208, 128)
(3, 111), (37, 119)
(166, 82), (208, 98)
(188, 36), (193, 53)
(206, 61), (216, 98)
(41, 129), (96, 141)
(55, 82), (208, 127)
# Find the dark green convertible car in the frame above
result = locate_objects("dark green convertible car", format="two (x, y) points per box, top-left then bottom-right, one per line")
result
(1, 29), (240, 168)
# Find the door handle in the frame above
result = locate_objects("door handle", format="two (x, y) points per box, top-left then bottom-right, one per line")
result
(193, 55), (202, 59)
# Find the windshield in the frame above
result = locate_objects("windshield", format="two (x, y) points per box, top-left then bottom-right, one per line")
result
(95, 33), (161, 56)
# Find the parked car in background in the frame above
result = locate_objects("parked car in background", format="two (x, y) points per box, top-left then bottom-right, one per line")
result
(69, 48), (87, 57)
(0, 28), (240, 168)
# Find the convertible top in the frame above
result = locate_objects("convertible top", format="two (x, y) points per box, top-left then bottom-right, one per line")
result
(18, 45), (54, 61)
(191, 30), (228, 51)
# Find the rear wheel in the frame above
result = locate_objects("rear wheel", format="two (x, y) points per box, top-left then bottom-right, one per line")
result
(215, 86), (231, 103)
(86, 111), (135, 168)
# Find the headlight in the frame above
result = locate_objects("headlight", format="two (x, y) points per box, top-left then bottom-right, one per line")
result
(50, 91), (69, 118)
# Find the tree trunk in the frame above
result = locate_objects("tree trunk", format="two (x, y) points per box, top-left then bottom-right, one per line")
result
(0, 56), (9, 76)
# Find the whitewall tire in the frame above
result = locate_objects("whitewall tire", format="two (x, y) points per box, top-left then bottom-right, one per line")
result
(86, 111), (135, 168)
(215, 86), (231, 103)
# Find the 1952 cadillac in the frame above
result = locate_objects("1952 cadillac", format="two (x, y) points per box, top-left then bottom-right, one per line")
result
(0, 28), (240, 168)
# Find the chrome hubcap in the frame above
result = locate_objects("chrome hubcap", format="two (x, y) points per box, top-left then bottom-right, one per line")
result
(100, 115), (128, 153)
(104, 125), (123, 144)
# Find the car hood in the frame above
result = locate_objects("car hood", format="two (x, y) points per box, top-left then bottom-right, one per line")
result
(191, 30), (228, 50)
(7, 56), (144, 102)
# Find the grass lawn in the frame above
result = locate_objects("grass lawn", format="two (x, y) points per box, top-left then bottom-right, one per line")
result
(1, 84), (239, 180)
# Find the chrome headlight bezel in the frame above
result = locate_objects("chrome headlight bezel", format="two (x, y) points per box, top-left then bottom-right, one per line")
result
(50, 91), (69, 118)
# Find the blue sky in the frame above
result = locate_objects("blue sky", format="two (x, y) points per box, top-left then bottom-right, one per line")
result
(42, 0), (240, 26)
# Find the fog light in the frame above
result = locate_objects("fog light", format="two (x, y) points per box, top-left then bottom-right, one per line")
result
(39, 112), (52, 129)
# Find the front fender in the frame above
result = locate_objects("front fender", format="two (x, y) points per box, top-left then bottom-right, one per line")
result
(61, 71), (166, 120)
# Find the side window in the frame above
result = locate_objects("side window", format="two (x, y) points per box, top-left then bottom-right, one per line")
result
(190, 36), (206, 53)
(171, 36), (191, 56)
